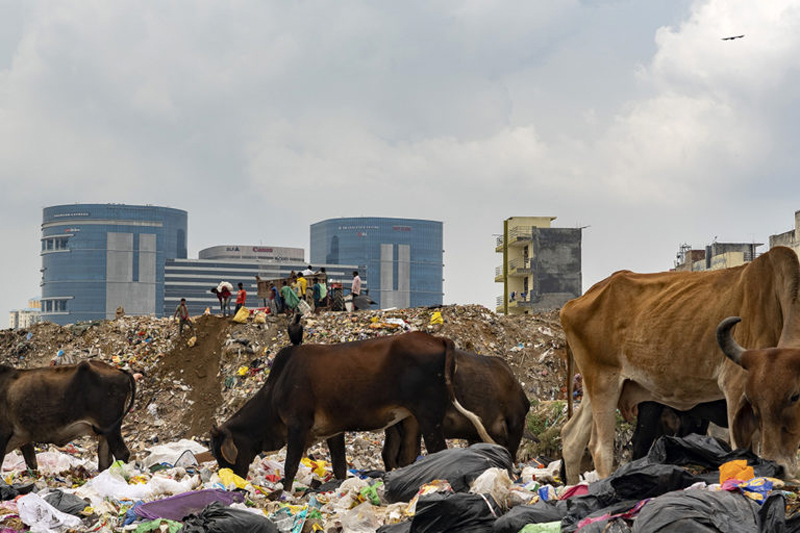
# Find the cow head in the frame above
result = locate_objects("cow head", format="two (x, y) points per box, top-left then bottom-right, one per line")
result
(718, 316), (800, 478)
(210, 424), (255, 479)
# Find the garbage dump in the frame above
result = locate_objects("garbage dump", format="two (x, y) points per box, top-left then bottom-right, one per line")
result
(1, 306), (800, 531)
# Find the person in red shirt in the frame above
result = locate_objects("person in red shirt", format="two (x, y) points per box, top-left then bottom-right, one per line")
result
(235, 282), (247, 314)
(173, 298), (195, 335)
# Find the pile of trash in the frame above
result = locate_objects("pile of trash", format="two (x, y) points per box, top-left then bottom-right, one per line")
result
(1, 433), (799, 532)
(0, 305), (576, 531)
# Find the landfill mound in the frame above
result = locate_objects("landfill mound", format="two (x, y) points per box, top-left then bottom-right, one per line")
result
(0, 305), (568, 453)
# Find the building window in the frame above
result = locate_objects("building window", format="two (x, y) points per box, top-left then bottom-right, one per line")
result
(42, 299), (68, 313)
(42, 236), (70, 252)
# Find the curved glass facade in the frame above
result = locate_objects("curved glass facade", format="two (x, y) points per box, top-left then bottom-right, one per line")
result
(310, 217), (443, 308)
(41, 204), (187, 324)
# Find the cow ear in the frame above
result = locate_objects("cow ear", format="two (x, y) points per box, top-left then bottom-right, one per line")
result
(732, 398), (757, 450)
(220, 434), (239, 464)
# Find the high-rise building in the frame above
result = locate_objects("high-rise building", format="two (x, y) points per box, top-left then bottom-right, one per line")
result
(310, 217), (444, 308)
(41, 204), (187, 324)
(495, 216), (582, 314)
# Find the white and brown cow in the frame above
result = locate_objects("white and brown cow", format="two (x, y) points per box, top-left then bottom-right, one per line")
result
(561, 246), (800, 483)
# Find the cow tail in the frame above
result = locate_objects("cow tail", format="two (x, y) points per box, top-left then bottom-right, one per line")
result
(444, 338), (497, 445)
(92, 369), (137, 436)
(566, 343), (574, 419)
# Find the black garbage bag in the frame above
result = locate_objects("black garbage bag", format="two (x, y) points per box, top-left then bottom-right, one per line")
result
(385, 443), (512, 503)
(377, 522), (412, 533)
(42, 489), (90, 516)
(0, 478), (35, 501)
(493, 500), (565, 533)
(648, 434), (783, 480)
(631, 489), (762, 532)
(410, 492), (500, 533)
(181, 502), (280, 533)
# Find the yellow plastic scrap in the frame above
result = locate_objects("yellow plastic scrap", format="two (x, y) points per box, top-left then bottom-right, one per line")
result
(719, 459), (754, 484)
(218, 468), (249, 490)
(301, 458), (329, 478)
(429, 312), (443, 325)
(237, 366), (249, 377)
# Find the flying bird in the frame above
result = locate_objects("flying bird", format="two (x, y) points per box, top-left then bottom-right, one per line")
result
(722, 34), (745, 41)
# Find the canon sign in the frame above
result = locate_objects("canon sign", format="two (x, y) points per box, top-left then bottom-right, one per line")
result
(252, 247), (274, 253)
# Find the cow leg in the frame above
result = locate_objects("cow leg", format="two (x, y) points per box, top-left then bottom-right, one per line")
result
(97, 436), (114, 471)
(586, 376), (622, 479)
(106, 427), (131, 464)
(282, 424), (310, 493)
(325, 434), (347, 480)
(560, 395), (593, 484)
(398, 418), (422, 468)
(631, 402), (665, 460)
(382, 425), (402, 471)
(20, 443), (37, 471)
(417, 417), (447, 455)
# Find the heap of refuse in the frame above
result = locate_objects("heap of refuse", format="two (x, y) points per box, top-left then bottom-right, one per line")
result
(2, 432), (800, 532)
(16, 306), (800, 530)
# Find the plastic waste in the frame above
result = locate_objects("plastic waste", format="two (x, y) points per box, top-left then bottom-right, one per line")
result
(719, 459), (755, 484)
(134, 519), (183, 533)
(384, 443), (512, 503)
(17, 492), (82, 533)
(469, 467), (512, 509)
(76, 469), (200, 506)
(180, 502), (279, 533)
(41, 490), (90, 516)
(410, 491), (500, 533)
(340, 501), (380, 532)
(233, 307), (250, 323)
(143, 439), (208, 468)
(135, 489), (244, 521)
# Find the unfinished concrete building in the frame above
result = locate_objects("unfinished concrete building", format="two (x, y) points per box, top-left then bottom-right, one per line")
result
(673, 241), (761, 272)
(769, 210), (800, 257)
(495, 216), (582, 315)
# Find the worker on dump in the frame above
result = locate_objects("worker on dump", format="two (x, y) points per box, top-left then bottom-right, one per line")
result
(210, 282), (232, 316)
(235, 282), (247, 315)
(280, 280), (300, 315)
(173, 298), (195, 335)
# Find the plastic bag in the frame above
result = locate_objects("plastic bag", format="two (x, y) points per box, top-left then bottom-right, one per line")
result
(180, 502), (278, 533)
(385, 444), (512, 503)
(297, 300), (311, 315)
(17, 492), (82, 532)
(410, 492), (500, 533)
(469, 468), (512, 509)
(233, 307), (249, 323)
(42, 489), (90, 516)
(340, 501), (380, 532)
(493, 500), (564, 533)
(632, 489), (761, 532)
(254, 311), (267, 324)
(720, 459), (755, 484)
(135, 489), (244, 521)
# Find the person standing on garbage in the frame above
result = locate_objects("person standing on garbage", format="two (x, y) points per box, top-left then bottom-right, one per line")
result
(235, 282), (247, 315)
(173, 298), (194, 335)
(296, 272), (308, 299)
(313, 277), (328, 311)
(351, 271), (362, 296)
(211, 284), (232, 317)
(280, 280), (300, 315)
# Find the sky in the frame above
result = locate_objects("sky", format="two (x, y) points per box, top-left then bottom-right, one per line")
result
(2, 0), (799, 316)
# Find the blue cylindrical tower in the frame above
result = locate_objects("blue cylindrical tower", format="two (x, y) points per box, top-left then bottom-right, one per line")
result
(310, 217), (443, 308)
(41, 204), (187, 324)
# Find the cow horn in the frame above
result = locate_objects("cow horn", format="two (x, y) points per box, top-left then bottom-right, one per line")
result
(717, 316), (746, 365)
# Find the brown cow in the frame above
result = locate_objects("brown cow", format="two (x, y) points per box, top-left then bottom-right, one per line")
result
(0, 360), (136, 471)
(382, 349), (530, 470)
(210, 332), (493, 492)
(560, 246), (800, 484)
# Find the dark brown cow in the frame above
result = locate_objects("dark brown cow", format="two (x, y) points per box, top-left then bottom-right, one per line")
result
(210, 332), (493, 492)
(382, 349), (530, 470)
(560, 246), (800, 484)
(0, 360), (136, 471)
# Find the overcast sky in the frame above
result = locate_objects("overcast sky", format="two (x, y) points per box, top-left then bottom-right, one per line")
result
(2, 0), (799, 317)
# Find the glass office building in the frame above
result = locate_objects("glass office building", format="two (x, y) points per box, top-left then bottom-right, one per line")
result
(40, 204), (187, 324)
(310, 217), (443, 308)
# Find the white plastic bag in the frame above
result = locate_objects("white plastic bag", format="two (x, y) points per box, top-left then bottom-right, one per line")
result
(470, 467), (513, 509)
(17, 492), (82, 533)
